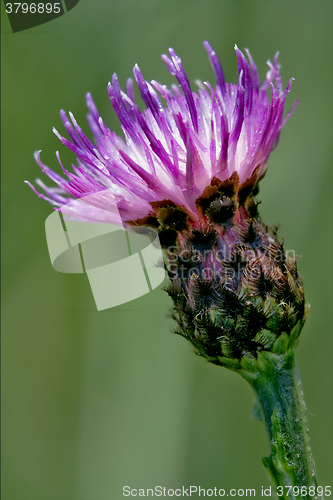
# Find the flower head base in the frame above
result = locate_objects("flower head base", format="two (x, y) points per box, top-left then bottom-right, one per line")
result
(28, 43), (305, 365)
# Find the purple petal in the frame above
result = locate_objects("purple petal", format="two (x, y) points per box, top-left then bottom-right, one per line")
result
(167, 48), (198, 133)
(203, 41), (226, 97)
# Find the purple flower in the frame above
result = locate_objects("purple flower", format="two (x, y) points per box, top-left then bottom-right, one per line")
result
(27, 42), (297, 226)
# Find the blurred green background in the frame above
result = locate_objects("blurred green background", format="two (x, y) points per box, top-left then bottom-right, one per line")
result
(2, 1), (333, 499)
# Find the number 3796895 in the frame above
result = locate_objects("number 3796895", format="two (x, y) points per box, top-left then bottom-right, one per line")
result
(5, 3), (61, 14)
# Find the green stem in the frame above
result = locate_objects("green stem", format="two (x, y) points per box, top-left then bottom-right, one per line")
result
(239, 349), (321, 500)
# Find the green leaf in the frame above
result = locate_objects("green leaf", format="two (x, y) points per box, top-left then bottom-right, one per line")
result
(272, 332), (289, 354)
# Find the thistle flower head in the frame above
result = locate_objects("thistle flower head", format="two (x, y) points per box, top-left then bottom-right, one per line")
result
(27, 42), (296, 227)
(28, 43), (305, 366)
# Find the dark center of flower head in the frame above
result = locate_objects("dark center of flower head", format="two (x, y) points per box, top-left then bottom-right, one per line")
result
(128, 169), (262, 245)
